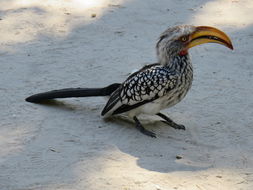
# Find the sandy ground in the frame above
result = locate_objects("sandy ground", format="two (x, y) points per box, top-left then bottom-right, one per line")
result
(0, 0), (253, 189)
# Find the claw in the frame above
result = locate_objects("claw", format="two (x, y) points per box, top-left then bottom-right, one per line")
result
(140, 127), (157, 138)
(161, 120), (185, 130)
(134, 116), (157, 138)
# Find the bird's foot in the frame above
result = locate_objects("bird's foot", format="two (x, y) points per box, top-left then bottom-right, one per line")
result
(136, 124), (157, 137)
(161, 120), (185, 130)
(157, 112), (185, 130)
(134, 116), (156, 138)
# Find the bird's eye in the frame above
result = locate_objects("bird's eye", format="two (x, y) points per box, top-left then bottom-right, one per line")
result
(180, 36), (188, 42)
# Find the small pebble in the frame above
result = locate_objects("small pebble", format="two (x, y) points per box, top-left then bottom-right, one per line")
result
(91, 13), (96, 18)
(176, 155), (182, 159)
(49, 148), (57, 152)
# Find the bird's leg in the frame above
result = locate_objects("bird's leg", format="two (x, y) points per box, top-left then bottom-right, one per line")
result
(156, 112), (185, 130)
(133, 116), (156, 138)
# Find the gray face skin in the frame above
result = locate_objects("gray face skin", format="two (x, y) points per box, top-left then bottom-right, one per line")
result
(156, 25), (196, 66)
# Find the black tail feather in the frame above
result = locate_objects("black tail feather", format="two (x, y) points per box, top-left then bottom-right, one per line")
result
(26, 83), (121, 103)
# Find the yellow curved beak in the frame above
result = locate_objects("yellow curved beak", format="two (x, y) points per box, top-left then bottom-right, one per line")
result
(186, 26), (233, 50)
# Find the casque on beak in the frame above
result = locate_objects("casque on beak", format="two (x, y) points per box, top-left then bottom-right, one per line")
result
(186, 26), (233, 50)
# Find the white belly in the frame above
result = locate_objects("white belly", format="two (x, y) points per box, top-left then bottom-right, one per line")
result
(126, 94), (177, 118)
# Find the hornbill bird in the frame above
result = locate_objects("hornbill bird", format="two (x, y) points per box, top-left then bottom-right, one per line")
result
(26, 25), (233, 138)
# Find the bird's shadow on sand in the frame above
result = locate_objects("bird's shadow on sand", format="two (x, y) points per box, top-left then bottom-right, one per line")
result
(30, 99), (77, 109)
(103, 115), (212, 173)
(35, 99), (212, 173)
(29, 99), (97, 112)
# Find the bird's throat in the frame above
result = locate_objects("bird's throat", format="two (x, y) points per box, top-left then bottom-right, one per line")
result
(179, 50), (188, 56)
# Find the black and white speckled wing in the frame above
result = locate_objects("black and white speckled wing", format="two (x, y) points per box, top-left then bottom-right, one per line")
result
(101, 65), (179, 116)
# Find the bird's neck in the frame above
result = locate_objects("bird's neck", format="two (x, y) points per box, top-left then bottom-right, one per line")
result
(163, 54), (191, 72)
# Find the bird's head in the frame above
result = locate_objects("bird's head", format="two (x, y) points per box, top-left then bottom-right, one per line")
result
(156, 25), (233, 65)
